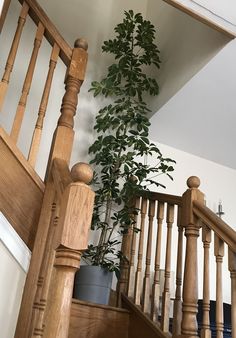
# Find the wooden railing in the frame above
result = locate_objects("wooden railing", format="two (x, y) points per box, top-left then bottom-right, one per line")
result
(0, 0), (88, 174)
(120, 176), (236, 338)
(0, 1), (94, 338)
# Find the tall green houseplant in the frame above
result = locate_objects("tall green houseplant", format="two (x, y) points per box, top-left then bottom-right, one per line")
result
(84, 10), (175, 277)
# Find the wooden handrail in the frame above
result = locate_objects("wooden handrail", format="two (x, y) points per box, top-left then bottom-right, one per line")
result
(193, 200), (236, 252)
(18, 0), (72, 65)
(139, 190), (182, 206)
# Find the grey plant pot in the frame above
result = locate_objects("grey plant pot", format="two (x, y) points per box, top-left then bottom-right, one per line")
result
(73, 265), (113, 305)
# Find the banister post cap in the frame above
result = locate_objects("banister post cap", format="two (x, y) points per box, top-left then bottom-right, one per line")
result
(74, 38), (88, 51)
(187, 176), (200, 189)
(71, 162), (93, 184)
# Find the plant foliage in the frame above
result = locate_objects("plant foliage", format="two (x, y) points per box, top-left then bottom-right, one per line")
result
(83, 10), (175, 277)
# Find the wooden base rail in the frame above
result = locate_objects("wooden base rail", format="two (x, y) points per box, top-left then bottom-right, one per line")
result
(15, 160), (94, 338)
(119, 176), (236, 338)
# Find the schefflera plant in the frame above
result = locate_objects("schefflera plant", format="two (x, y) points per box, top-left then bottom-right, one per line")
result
(83, 10), (175, 277)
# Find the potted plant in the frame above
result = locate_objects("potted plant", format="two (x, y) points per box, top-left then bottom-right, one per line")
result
(74, 10), (175, 305)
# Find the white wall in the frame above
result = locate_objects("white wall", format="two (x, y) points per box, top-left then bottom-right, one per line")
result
(0, 213), (30, 338)
(146, 0), (230, 115)
(0, 0), (4, 14)
(147, 141), (236, 303)
(171, 0), (236, 33)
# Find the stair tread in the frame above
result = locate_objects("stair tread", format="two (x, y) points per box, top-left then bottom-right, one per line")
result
(72, 297), (129, 314)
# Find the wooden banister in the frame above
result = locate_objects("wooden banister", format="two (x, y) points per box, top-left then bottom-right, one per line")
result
(43, 162), (94, 338)
(18, 0), (72, 65)
(139, 190), (182, 206)
(193, 200), (236, 252)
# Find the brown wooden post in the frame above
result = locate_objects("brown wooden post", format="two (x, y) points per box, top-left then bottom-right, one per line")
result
(180, 176), (204, 338)
(228, 249), (236, 338)
(201, 225), (212, 338)
(214, 235), (224, 338)
(43, 163), (94, 338)
(172, 206), (184, 337)
(45, 38), (88, 178)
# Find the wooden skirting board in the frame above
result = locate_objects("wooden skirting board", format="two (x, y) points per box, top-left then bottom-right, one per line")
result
(69, 299), (130, 338)
(0, 126), (44, 250)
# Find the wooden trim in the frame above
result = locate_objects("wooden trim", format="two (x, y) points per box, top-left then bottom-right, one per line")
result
(139, 190), (182, 206)
(162, 0), (236, 39)
(0, 0), (11, 34)
(193, 200), (236, 251)
(18, 0), (72, 66)
(121, 294), (171, 338)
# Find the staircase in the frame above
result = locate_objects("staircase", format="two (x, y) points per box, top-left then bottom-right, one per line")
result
(1, 1), (236, 338)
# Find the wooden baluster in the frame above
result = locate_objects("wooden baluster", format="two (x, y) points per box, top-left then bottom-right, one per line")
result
(228, 249), (236, 338)
(45, 38), (88, 178)
(201, 224), (212, 338)
(142, 199), (155, 313)
(28, 43), (60, 167)
(11, 22), (45, 142)
(161, 203), (174, 332)
(15, 39), (88, 338)
(30, 201), (59, 337)
(0, 2), (29, 111)
(172, 206), (184, 337)
(127, 197), (140, 298)
(151, 201), (164, 322)
(214, 234), (224, 338)
(43, 163), (94, 338)
(134, 197), (147, 305)
(181, 176), (204, 337)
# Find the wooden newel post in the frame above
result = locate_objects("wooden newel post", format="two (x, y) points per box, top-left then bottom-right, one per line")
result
(43, 163), (94, 338)
(180, 176), (204, 338)
(46, 38), (88, 178)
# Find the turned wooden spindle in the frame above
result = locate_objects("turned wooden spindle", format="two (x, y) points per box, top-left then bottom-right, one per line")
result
(214, 234), (224, 338)
(161, 203), (174, 332)
(151, 201), (164, 321)
(172, 206), (184, 337)
(181, 176), (204, 337)
(0, 2), (29, 111)
(30, 201), (59, 337)
(46, 38), (88, 177)
(28, 43), (60, 167)
(228, 249), (236, 338)
(201, 224), (212, 338)
(127, 197), (140, 298)
(11, 22), (45, 142)
(134, 197), (147, 305)
(142, 199), (156, 313)
(43, 162), (94, 338)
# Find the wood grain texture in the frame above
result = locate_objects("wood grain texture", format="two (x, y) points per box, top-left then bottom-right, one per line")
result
(181, 177), (204, 337)
(0, 2), (29, 111)
(172, 206), (183, 337)
(11, 21), (44, 142)
(151, 201), (164, 321)
(122, 294), (170, 338)
(193, 201), (236, 252)
(201, 225), (211, 338)
(69, 299), (129, 338)
(17, 0), (72, 65)
(228, 249), (236, 338)
(0, 0), (11, 33)
(0, 126), (44, 250)
(28, 43), (60, 167)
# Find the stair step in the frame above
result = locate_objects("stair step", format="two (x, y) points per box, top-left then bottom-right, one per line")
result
(69, 298), (129, 338)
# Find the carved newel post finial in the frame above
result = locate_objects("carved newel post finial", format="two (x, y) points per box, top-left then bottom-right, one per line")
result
(71, 162), (93, 184)
(187, 176), (200, 189)
(74, 38), (88, 51)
